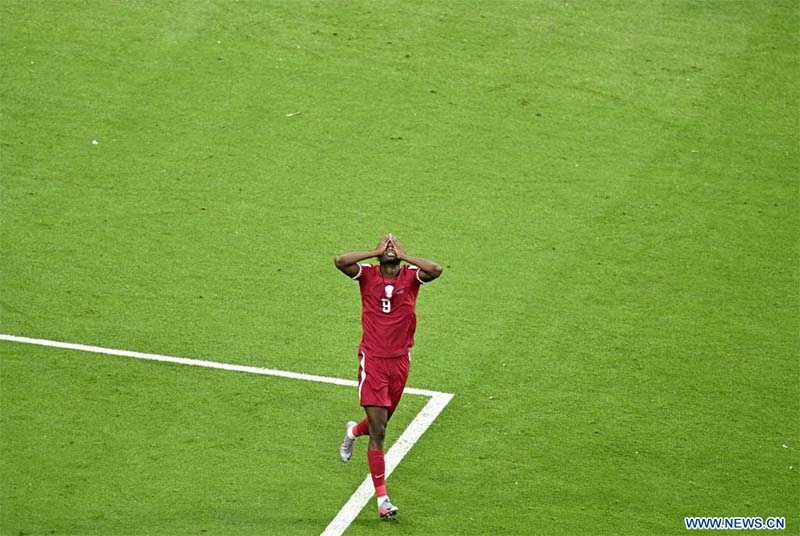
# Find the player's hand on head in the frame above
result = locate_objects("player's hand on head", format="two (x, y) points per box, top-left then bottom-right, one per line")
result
(376, 234), (391, 257)
(388, 234), (406, 257)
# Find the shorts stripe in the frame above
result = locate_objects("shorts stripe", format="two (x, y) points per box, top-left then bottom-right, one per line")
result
(358, 351), (366, 401)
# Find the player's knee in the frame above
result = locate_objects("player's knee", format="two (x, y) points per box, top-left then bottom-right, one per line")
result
(369, 421), (386, 441)
(369, 420), (386, 441)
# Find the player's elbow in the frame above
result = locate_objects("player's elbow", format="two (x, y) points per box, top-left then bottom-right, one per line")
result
(427, 263), (444, 280)
(334, 255), (348, 270)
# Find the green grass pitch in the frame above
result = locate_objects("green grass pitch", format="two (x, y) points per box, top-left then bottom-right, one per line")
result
(1, 1), (798, 535)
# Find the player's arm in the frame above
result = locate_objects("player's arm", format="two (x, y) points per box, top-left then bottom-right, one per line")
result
(334, 235), (390, 278)
(401, 254), (443, 282)
(390, 234), (443, 282)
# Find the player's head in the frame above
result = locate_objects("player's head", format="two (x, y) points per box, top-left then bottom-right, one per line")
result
(377, 237), (400, 266)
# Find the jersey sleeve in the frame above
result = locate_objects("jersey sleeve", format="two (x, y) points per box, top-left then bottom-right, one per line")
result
(353, 263), (374, 281)
(407, 265), (426, 285)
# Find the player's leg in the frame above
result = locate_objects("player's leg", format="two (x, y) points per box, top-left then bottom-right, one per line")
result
(365, 405), (388, 451)
(365, 356), (397, 517)
(369, 355), (408, 518)
(365, 405), (397, 518)
(366, 354), (408, 517)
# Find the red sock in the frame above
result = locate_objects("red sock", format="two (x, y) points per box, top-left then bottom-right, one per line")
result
(353, 418), (370, 438)
(367, 450), (387, 497)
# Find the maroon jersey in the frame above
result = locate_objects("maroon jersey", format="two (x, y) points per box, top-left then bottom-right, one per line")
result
(353, 264), (425, 358)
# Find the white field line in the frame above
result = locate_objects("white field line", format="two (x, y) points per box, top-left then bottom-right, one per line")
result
(0, 333), (454, 536)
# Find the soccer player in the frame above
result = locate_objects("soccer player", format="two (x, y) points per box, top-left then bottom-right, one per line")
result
(334, 234), (443, 519)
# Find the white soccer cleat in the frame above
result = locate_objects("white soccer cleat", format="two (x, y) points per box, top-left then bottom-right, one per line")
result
(378, 498), (399, 519)
(339, 420), (357, 462)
